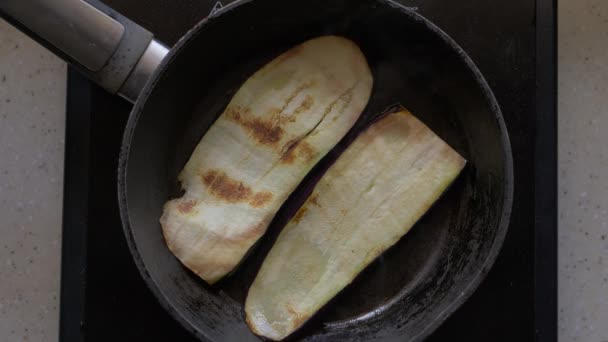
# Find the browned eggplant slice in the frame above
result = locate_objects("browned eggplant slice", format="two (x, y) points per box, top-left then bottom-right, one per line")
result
(160, 36), (373, 284)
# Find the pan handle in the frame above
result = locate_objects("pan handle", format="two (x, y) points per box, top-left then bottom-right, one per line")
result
(0, 0), (169, 103)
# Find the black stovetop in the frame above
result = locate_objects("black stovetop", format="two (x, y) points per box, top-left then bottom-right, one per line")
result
(59, 0), (556, 341)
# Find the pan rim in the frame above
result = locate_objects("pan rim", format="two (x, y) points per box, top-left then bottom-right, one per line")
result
(117, 0), (514, 340)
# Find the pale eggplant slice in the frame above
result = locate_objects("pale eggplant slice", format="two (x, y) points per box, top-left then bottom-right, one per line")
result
(245, 110), (466, 340)
(160, 36), (373, 284)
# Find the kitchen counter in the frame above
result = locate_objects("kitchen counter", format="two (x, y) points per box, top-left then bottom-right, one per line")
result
(0, 1), (605, 341)
(558, 0), (608, 341)
(0, 21), (65, 341)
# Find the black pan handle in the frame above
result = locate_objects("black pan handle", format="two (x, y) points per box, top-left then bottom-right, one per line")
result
(0, 0), (169, 103)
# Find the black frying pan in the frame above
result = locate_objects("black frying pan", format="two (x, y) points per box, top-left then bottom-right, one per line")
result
(1, 0), (513, 340)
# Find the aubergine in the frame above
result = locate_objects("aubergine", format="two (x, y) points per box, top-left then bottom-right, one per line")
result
(245, 109), (466, 340)
(160, 36), (373, 284)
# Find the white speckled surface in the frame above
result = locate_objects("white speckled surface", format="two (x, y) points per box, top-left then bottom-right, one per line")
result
(558, 0), (608, 341)
(0, 1), (607, 341)
(0, 20), (66, 341)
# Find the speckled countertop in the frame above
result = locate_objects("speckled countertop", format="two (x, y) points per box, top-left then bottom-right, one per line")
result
(0, 1), (605, 341)
(0, 18), (66, 341)
(558, 0), (608, 341)
(0, 20), (66, 342)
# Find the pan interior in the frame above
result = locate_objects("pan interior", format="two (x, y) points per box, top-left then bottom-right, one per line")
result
(122, 0), (510, 341)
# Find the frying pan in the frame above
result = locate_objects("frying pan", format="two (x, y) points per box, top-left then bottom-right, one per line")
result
(0, 0), (513, 340)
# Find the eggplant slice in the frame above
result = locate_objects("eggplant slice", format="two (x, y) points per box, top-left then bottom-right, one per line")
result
(245, 110), (466, 340)
(160, 36), (373, 284)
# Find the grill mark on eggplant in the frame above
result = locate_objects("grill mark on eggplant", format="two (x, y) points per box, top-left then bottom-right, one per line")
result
(250, 191), (274, 208)
(292, 206), (309, 224)
(251, 82), (359, 186)
(278, 82), (357, 165)
(280, 140), (316, 164)
(293, 95), (315, 115)
(225, 106), (284, 146)
(275, 82), (315, 124)
(201, 169), (273, 207)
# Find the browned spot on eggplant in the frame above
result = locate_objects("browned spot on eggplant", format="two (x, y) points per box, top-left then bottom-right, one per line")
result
(250, 191), (273, 208)
(285, 304), (309, 329)
(224, 105), (249, 121)
(286, 304), (298, 316)
(245, 315), (259, 334)
(226, 106), (284, 145)
(297, 141), (316, 162)
(280, 140), (317, 164)
(177, 199), (197, 214)
(292, 206), (308, 223)
(309, 194), (320, 207)
(202, 169), (275, 209)
(293, 95), (314, 114)
(322, 87), (353, 119)
(280, 139), (299, 164)
(275, 81), (315, 123)
(202, 169), (253, 203)
(246, 119), (283, 145)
